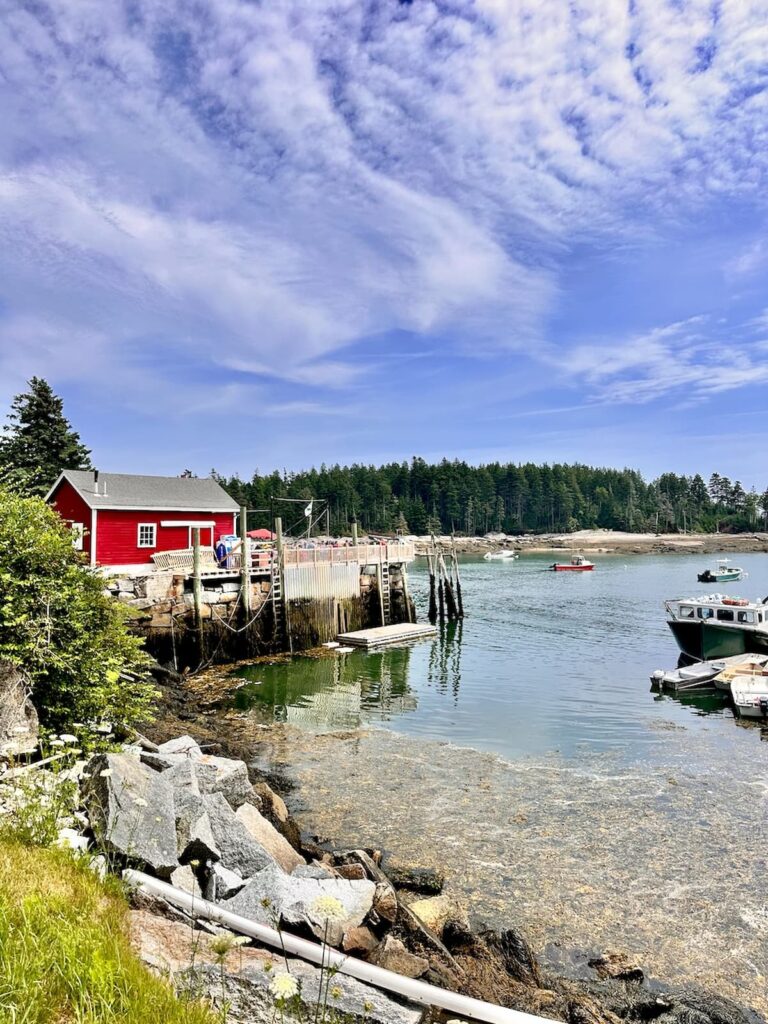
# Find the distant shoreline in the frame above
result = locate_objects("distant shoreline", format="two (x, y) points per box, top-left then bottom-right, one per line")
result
(412, 530), (768, 556)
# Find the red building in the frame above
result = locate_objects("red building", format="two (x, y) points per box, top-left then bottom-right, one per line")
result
(46, 470), (238, 568)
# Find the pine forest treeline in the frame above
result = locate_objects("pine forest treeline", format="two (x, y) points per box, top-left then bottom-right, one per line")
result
(1, 379), (766, 537)
(216, 460), (768, 537)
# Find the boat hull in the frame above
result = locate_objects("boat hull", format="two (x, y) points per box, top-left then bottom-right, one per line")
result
(668, 620), (768, 661)
(553, 565), (593, 571)
(697, 571), (742, 583)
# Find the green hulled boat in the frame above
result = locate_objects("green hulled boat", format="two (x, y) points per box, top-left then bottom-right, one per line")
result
(665, 593), (768, 661)
(697, 559), (745, 584)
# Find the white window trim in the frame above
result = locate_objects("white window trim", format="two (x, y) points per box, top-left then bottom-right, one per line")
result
(137, 523), (157, 548)
(70, 522), (84, 550)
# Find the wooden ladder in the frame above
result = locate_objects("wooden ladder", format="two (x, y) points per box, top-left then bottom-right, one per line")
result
(270, 558), (286, 642)
(380, 560), (391, 625)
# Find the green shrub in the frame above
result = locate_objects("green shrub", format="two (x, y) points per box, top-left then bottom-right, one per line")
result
(0, 486), (157, 730)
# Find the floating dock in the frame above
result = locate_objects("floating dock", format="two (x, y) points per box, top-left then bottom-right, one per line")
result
(337, 622), (437, 650)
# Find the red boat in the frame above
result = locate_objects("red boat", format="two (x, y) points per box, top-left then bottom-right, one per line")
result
(550, 555), (594, 571)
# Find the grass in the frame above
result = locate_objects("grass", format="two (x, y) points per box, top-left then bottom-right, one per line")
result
(0, 838), (216, 1024)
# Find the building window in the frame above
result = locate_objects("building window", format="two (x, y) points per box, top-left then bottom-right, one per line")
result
(70, 523), (84, 551)
(137, 523), (157, 548)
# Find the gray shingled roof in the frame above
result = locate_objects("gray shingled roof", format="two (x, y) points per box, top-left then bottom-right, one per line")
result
(56, 470), (239, 511)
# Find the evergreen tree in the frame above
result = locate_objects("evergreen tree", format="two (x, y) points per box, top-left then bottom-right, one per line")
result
(0, 378), (92, 495)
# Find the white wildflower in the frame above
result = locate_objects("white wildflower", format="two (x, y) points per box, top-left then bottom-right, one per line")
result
(269, 972), (299, 1001)
(310, 895), (345, 921)
(59, 734), (78, 744)
(49, 740), (65, 748)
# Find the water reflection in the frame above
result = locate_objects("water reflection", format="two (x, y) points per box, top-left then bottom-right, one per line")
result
(233, 646), (420, 731)
(427, 620), (464, 701)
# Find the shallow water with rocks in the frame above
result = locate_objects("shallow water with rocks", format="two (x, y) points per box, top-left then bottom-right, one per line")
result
(215, 554), (768, 1017)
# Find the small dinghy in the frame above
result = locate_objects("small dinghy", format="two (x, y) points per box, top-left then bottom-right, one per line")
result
(650, 660), (726, 693)
(483, 550), (517, 561)
(714, 657), (768, 717)
(713, 654), (768, 686)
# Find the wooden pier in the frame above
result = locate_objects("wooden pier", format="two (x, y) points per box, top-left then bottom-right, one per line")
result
(337, 622), (437, 650)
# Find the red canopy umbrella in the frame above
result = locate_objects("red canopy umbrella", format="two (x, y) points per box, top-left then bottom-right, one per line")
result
(247, 528), (276, 540)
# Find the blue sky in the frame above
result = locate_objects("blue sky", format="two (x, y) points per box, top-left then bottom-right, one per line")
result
(1, 0), (768, 486)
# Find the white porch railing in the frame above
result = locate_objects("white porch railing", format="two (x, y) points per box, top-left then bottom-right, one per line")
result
(151, 541), (415, 575)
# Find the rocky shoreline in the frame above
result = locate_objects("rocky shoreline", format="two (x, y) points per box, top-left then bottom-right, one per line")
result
(122, 728), (763, 1024)
(121, 668), (764, 1024)
(415, 531), (768, 556)
(3, 658), (765, 1024)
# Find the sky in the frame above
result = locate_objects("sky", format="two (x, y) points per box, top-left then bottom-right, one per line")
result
(1, 0), (768, 487)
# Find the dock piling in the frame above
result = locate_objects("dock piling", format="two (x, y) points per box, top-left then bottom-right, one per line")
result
(239, 504), (251, 618)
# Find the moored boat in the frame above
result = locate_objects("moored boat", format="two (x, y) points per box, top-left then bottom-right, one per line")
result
(664, 593), (768, 661)
(720, 661), (768, 718)
(650, 660), (726, 693)
(483, 550), (517, 561)
(550, 554), (594, 571)
(697, 558), (746, 584)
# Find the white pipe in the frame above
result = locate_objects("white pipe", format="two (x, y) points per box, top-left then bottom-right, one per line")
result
(124, 870), (557, 1024)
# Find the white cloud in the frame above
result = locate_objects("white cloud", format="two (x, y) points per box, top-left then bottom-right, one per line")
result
(1, 0), (768, 411)
(562, 315), (768, 404)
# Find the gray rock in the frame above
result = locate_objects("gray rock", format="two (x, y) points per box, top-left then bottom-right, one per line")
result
(170, 864), (202, 898)
(82, 753), (178, 877)
(132, 911), (420, 1024)
(235, 803), (304, 873)
(194, 754), (253, 809)
(196, 957), (421, 1024)
(292, 863), (336, 880)
(224, 862), (376, 946)
(141, 751), (182, 772)
(210, 862), (246, 900)
(158, 735), (203, 757)
(203, 792), (275, 877)
(164, 757), (201, 798)
(179, 809), (221, 867)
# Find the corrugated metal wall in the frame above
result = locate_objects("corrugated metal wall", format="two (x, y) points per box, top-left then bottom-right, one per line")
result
(284, 563), (360, 600)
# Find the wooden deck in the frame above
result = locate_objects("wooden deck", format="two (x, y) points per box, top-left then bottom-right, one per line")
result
(337, 622), (437, 650)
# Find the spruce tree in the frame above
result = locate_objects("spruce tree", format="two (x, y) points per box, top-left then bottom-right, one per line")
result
(0, 377), (92, 495)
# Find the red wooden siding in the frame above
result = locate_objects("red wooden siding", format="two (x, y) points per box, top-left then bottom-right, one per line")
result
(95, 509), (236, 565)
(50, 480), (92, 559)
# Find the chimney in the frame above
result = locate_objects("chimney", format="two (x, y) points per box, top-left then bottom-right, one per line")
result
(94, 469), (99, 493)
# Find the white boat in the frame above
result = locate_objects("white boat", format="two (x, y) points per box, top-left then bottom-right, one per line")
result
(483, 550), (517, 561)
(715, 657), (768, 718)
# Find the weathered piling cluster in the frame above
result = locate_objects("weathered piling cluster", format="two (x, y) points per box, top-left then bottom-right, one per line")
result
(426, 537), (464, 626)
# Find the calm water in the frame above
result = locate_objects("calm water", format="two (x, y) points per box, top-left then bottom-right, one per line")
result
(233, 551), (768, 761)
